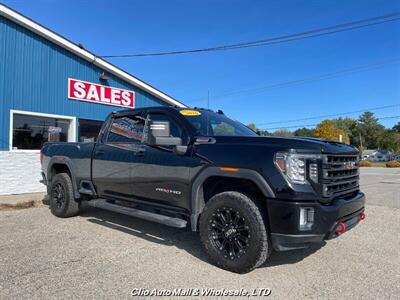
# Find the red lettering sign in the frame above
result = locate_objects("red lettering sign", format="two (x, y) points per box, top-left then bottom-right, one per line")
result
(68, 78), (135, 108)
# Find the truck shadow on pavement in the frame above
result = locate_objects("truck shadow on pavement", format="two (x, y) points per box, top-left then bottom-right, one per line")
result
(78, 205), (325, 269)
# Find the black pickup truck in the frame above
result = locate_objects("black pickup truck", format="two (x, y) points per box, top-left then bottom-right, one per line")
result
(41, 106), (365, 273)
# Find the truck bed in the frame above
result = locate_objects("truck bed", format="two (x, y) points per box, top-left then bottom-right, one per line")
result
(41, 142), (96, 190)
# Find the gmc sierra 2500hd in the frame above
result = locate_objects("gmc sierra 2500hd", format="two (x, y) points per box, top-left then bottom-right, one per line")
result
(41, 106), (365, 273)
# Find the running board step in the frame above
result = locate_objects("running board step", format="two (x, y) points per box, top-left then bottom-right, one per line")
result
(87, 199), (187, 228)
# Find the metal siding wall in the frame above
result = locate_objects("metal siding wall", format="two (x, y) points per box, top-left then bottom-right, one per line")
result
(0, 16), (168, 150)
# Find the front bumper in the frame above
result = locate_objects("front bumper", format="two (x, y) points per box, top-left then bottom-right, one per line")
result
(268, 192), (365, 251)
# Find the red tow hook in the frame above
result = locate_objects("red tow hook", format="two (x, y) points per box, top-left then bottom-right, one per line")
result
(335, 222), (346, 234)
(359, 212), (366, 221)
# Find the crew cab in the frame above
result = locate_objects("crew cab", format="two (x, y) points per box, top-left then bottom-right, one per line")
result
(41, 106), (365, 273)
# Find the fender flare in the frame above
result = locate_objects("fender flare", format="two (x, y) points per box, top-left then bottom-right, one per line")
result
(47, 156), (80, 199)
(190, 166), (275, 231)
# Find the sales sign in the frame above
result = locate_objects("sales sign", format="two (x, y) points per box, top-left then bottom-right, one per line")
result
(68, 78), (135, 108)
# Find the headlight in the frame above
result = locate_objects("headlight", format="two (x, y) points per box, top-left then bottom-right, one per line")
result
(275, 151), (320, 185)
(286, 154), (306, 184)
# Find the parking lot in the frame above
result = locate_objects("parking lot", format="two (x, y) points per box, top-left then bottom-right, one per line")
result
(0, 168), (399, 299)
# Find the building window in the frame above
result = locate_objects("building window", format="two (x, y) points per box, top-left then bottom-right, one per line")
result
(79, 119), (103, 142)
(11, 111), (75, 150)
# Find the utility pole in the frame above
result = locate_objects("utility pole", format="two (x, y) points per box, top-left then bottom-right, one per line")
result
(207, 90), (210, 109)
(359, 133), (363, 150)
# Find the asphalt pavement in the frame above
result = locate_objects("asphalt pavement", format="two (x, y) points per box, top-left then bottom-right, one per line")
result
(359, 167), (400, 208)
(0, 168), (399, 299)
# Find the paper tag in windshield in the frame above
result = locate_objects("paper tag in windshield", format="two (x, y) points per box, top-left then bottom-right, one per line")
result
(179, 109), (201, 116)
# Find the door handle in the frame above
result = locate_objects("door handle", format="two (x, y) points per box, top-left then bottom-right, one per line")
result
(95, 150), (105, 156)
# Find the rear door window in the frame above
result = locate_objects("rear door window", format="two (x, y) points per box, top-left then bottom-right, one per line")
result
(106, 115), (145, 143)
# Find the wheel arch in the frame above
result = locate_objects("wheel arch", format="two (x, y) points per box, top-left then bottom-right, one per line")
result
(190, 167), (275, 231)
(47, 157), (80, 199)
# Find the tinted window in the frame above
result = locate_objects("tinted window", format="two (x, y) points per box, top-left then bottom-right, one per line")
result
(147, 113), (187, 145)
(211, 122), (235, 136)
(181, 110), (257, 137)
(12, 113), (70, 150)
(107, 115), (145, 143)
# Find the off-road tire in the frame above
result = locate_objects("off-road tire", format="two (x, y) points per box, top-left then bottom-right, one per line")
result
(199, 191), (271, 273)
(49, 173), (80, 218)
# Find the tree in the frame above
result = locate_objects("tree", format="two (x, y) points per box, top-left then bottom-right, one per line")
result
(392, 122), (400, 133)
(355, 112), (385, 149)
(315, 120), (350, 144)
(333, 117), (358, 145)
(378, 131), (400, 153)
(294, 127), (315, 137)
(258, 130), (271, 136)
(272, 129), (294, 137)
(247, 123), (258, 132)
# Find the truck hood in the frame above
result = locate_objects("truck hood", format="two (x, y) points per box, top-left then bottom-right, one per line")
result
(211, 136), (359, 154)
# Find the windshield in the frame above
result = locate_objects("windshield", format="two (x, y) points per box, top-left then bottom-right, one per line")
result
(180, 109), (258, 137)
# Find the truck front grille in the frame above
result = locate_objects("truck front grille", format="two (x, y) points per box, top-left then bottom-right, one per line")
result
(321, 154), (360, 199)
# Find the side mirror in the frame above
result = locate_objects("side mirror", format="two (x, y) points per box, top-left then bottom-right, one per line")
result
(143, 120), (182, 146)
(173, 145), (188, 156)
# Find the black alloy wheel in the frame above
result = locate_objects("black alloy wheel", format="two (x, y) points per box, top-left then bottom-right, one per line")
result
(209, 207), (250, 260)
(52, 182), (66, 209)
(49, 173), (80, 218)
(199, 191), (271, 273)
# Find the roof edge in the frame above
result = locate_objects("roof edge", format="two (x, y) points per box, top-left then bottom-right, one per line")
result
(0, 3), (186, 108)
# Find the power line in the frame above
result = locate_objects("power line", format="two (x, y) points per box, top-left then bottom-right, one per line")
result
(259, 115), (400, 130)
(100, 12), (400, 58)
(189, 58), (400, 103)
(255, 104), (400, 126)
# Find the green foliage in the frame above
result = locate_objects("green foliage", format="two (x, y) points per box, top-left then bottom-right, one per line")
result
(294, 127), (315, 137)
(392, 122), (400, 133)
(246, 123), (271, 136)
(258, 130), (271, 136)
(356, 112), (385, 149)
(246, 123), (258, 132)
(332, 117), (358, 144)
(245, 112), (399, 153)
(378, 131), (400, 153)
(272, 129), (294, 137)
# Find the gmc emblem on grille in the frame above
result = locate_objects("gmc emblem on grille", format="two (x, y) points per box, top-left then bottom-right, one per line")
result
(343, 161), (356, 170)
